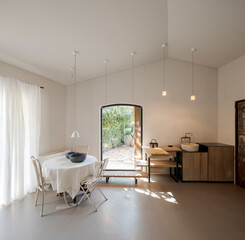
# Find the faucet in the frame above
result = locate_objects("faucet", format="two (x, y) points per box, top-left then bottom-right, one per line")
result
(185, 133), (193, 138)
(181, 133), (193, 143)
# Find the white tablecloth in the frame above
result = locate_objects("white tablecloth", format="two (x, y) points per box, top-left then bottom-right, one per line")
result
(42, 155), (98, 199)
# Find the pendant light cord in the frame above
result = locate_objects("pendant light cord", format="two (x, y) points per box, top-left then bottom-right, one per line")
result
(74, 53), (77, 133)
(131, 52), (135, 104)
(105, 61), (108, 104)
(163, 45), (166, 90)
(70, 51), (80, 144)
(192, 49), (195, 96)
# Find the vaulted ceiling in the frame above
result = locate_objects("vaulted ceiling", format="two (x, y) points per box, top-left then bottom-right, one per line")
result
(0, 0), (245, 85)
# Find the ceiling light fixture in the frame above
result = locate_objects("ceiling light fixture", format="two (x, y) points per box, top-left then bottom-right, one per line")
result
(162, 43), (167, 96)
(191, 48), (196, 101)
(104, 59), (109, 104)
(71, 51), (80, 138)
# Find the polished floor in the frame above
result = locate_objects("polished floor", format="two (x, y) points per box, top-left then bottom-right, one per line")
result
(0, 175), (245, 240)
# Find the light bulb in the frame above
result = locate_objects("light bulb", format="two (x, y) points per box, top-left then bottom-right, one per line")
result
(162, 90), (167, 96)
(190, 95), (196, 101)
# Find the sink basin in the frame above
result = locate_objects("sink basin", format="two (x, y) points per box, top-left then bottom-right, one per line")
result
(181, 143), (199, 152)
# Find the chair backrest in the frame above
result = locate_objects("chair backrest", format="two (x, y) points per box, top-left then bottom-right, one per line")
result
(31, 156), (44, 188)
(102, 158), (109, 172)
(87, 158), (108, 187)
(92, 158), (109, 180)
(76, 146), (90, 154)
(99, 158), (109, 178)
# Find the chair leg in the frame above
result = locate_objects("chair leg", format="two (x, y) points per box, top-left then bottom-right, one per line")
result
(86, 194), (98, 212)
(35, 189), (39, 206)
(41, 190), (44, 217)
(78, 186), (97, 212)
(77, 192), (86, 205)
(63, 192), (68, 204)
(97, 187), (108, 201)
(77, 186), (90, 205)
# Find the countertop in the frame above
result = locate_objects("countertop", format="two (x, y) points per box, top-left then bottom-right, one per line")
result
(198, 142), (234, 147)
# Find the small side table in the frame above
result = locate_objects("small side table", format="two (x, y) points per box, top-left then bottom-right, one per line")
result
(161, 146), (182, 182)
(145, 148), (173, 182)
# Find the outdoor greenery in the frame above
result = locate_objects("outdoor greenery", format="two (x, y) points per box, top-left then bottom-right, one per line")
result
(102, 106), (134, 151)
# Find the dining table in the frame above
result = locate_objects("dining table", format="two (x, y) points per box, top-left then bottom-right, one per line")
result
(42, 154), (98, 200)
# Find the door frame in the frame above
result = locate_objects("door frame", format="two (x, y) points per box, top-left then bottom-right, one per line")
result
(235, 99), (245, 186)
(100, 103), (143, 171)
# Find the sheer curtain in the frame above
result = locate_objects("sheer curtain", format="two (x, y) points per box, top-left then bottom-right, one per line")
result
(0, 76), (41, 206)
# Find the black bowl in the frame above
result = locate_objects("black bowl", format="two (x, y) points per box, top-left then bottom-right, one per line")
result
(65, 152), (76, 159)
(69, 153), (87, 163)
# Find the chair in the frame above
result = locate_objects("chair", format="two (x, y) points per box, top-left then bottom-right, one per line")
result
(31, 156), (52, 217)
(76, 146), (90, 154)
(77, 158), (109, 211)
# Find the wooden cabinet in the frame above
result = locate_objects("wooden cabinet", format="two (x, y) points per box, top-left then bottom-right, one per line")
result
(182, 152), (208, 181)
(199, 143), (234, 182)
(208, 146), (234, 181)
(182, 143), (234, 182)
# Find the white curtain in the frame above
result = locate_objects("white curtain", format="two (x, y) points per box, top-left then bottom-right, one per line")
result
(0, 76), (41, 206)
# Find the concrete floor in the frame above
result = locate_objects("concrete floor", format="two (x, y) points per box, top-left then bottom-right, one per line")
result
(0, 175), (245, 240)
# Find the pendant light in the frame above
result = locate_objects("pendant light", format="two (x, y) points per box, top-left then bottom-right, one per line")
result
(190, 48), (196, 101)
(162, 43), (167, 96)
(71, 51), (80, 138)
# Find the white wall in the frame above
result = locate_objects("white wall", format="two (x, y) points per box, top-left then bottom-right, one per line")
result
(218, 54), (245, 145)
(0, 61), (66, 154)
(67, 59), (218, 160)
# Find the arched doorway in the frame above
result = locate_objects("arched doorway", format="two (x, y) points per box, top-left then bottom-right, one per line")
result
(101, 104), (143, 170)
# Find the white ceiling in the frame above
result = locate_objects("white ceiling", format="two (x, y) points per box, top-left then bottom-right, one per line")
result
(168, 0), (245, 68)
(0, 0), (245, 85)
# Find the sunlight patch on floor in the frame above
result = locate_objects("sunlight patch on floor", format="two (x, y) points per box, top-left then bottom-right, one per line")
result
(133, 188), (178, 204)
(122, 187), (178, 204)
(139, 178), (156, 183)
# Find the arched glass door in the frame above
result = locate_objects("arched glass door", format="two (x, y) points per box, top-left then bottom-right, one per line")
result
(101, 104), (143, 170)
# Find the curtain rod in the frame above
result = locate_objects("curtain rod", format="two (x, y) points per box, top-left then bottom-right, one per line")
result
(1, 74), (45, 89)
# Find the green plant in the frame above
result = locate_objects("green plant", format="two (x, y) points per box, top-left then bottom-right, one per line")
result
(102, 106), (134, 151)
(102, 128), (121, 152)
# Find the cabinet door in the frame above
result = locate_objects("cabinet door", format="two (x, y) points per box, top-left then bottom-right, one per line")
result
(236, 101), (245, 187)
(208, 147), (234, 181)
(183, 153), (208, 181)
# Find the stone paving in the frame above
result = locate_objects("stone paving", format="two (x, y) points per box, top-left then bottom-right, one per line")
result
(103, 146), (135, 169)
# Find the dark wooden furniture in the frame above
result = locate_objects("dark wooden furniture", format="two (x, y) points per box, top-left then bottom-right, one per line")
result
(236, 99), (245, 187)
(199, 143), (234, 182)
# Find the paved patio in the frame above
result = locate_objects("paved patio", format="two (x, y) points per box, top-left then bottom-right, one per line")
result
(103, 146), (135, 169)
